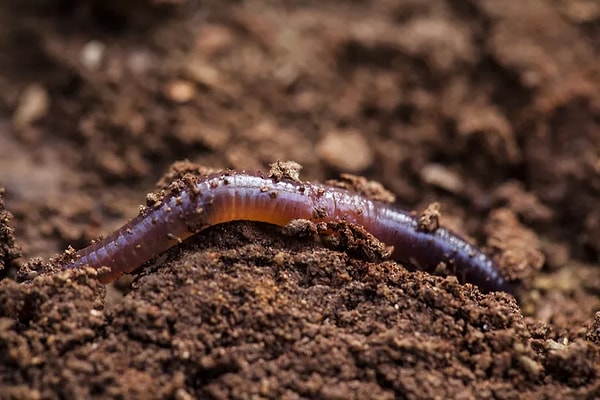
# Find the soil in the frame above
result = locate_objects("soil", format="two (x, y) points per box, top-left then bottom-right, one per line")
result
(1, 0), (600, 399)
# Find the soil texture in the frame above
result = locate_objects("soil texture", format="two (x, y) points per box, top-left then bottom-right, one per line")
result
(1, 0), (600, 399)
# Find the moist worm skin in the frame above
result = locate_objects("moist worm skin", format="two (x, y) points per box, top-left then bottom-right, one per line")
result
(64, 171), (512, 293)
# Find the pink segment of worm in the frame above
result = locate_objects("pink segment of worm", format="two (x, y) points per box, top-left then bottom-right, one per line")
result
(64, 171), (512, 293)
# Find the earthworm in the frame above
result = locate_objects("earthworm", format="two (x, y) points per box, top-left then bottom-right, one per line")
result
(64, 170), (512, 293)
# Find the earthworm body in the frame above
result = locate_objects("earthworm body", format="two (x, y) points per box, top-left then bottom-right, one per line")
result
(64, 171), (511, 293)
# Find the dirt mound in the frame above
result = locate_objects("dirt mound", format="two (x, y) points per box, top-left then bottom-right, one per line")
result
(1, 0), (599, 398)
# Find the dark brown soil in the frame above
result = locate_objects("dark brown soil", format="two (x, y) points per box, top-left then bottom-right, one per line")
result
(1, 0), (600, 398)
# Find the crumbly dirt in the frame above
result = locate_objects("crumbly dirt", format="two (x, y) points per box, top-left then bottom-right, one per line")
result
(1, 0), (599, 398)
(0, 188), (21, 274)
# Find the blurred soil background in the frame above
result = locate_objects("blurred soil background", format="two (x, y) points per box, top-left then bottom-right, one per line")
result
(0, 0), (600, 398)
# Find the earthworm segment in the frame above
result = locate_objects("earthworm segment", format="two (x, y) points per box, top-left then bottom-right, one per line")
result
(64, 170), (512, 293)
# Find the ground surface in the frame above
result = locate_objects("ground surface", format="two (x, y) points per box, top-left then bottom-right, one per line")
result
(1, 0), (600, 399)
